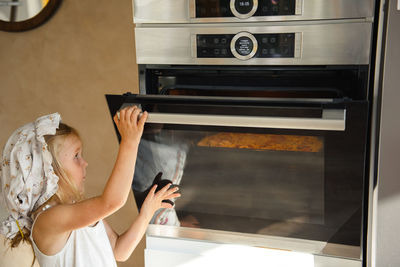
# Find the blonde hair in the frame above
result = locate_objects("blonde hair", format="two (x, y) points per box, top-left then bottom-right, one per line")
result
(7, 122), (83, 266)
(44, 123), (83, 204)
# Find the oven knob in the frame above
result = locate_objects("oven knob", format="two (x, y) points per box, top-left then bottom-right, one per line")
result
(230, 32), (258, 60)
(230, 0), (258, 19)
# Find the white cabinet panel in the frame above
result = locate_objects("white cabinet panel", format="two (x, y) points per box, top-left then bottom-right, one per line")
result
(146, 236), (314, 267)
(145, 247), (315, 267)
(146, 235), (361, 267)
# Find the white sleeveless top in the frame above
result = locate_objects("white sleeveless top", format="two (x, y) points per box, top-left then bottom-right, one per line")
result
(30, 211), (117, 267)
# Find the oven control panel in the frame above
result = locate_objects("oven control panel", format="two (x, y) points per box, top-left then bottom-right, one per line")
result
(197, 32), (296, 60)
(134, 0), (374, 23)
(196, 0), (298, 19)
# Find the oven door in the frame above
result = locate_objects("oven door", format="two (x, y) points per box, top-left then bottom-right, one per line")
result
(106, 93), (368, 260)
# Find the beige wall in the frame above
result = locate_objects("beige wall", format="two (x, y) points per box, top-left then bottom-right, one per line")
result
(0, 1), (145, 266)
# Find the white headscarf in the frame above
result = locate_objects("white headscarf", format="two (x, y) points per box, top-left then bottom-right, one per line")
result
(0, 113), (61, 239)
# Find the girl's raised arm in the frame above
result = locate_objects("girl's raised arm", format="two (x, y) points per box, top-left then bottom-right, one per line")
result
(34, 107), (148, 243)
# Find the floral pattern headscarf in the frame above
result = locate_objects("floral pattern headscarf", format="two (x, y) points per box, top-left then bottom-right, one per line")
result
(0, 113), (61, 238)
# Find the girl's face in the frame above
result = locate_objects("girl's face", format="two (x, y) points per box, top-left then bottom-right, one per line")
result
(59, 134), (88, 193)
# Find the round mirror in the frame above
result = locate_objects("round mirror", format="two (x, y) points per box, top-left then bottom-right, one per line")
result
(0, 0), (62, 32)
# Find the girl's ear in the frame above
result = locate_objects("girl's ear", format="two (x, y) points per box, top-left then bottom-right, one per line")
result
(152, 172), (163, 185)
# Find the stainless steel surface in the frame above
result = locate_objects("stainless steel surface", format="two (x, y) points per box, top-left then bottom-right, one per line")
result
(145, 109), (345, 131)
(230, 31), (258, 60)
(147, 225), (362, 263)
(295, 0), (303, 15)
(134, 0), (374, 23)
(367, 0), (387, 266)
(129, 94), (336, 103)
(0, 1), (20, 6)
(230, 0), (258, 19)
(135, 22), (371, 65)
(189, 0), (196, 19)
(372, 0), (400, 266)
(120, 94), (337, 105)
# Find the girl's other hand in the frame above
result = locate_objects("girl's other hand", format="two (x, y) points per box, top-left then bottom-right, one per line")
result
(113, 106), (148, 146)
(140, 183), (181, 221)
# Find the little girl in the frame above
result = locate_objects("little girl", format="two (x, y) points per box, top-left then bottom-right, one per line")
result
(0, 106), (180, 266)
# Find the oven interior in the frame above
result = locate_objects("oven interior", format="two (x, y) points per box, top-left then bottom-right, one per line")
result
(140, 65), (369, 100)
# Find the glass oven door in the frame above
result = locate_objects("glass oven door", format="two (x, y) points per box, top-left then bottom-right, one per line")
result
(106, 93), (368, 260)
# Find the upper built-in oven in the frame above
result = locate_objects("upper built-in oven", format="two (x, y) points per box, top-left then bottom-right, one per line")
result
(133, 0), (375, 23)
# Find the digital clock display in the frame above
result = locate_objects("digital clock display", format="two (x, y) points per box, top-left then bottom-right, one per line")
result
(195, 0), (295, 18)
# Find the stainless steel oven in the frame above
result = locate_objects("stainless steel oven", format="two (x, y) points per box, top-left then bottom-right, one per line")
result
(107, 1), (376, 266)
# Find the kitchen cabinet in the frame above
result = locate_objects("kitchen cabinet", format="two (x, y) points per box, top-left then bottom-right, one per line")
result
(145, 229), (361, 267)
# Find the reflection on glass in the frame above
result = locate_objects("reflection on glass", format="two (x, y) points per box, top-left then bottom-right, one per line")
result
(133, 127), (330, 234)
(132, 120), (367, 259)
(133, 129), (189, 226)
(0, 0), (48, 22)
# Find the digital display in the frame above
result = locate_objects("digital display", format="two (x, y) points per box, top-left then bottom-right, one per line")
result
(196, 0), (232, 17)
(196, 0), (296, 18)
(235, 0), (253, 14)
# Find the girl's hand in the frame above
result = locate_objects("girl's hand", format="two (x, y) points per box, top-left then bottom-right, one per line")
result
(113, 106), (148, 146)
(140, 183), (181, 221)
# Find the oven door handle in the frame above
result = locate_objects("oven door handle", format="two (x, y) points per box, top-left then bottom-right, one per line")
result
(144, 109), (346, 131)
